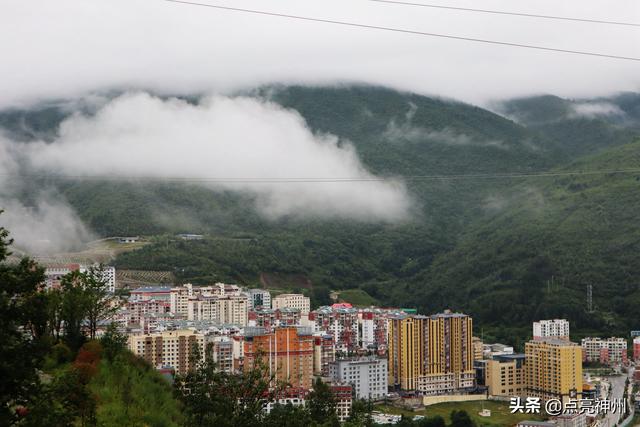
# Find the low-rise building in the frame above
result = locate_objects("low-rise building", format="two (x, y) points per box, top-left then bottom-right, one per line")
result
(556, 412), (587, 427)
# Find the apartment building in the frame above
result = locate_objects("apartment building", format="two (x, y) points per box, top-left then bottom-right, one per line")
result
(128, 329), (205, 375)
(130, 286), (171, 302)
(581, 337), (628, 365)
(328, 357), (388, 400)
(217, 295), (249, 326)
(533, 319), (570, 341)
(313, 334), (336, 376)
(524, 339), (582, 401)
(187, 295), (218, 322)
(243, 326), (315, 389)
(248, 288), (271, 309)
(272, 294), (310, 313)
(358, 309), (389, 354)
(205, 336), (234, 373)
(388, 311), (475, 395)
(388, 314), (426, 392)
(310, 305), (359, 353)
(485, 354), (525, 397)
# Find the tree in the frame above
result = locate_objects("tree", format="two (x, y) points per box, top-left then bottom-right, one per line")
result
(83, 265), (119, 340)
(449, 410), (476, 427)
(419, 415), (446, 427)
(306, 378), (339, 426)
(100, 323), (128, 362)
(60, 266), (119, 350)
(0, 215), (46, 425)
(346, 399), (374, 427)
(176, 349), (279, 427)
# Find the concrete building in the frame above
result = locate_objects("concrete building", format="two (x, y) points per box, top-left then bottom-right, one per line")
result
(472, 337), (483, 361)
(243, 326), (315, 389)
(388, 310), (475, 395)
(555, 412), (587, 427)
(524, 339), (582, 401)
(130, 286), (172, 302)
(187, 295), (218, 322)
(128, 329), (205, 375)
(249, 308), (302, 332)
(205, 336), (234, 373)
(634, 336), (640, 361)
(328, 357), (388, 400)
(217, 295), (248, 326)
(311, 306), (359, 353)
(248, 288), (271, 309)
(331, 383), (353, 422)
(272, 294), (310, 313)
(483, 343), (515, 359)
(358, 309), (389, 355)
(581, 337), (628, 365)
(313, 334), (336, 376)
(533, 319), (570, 341)
(485, 354), (525, 397)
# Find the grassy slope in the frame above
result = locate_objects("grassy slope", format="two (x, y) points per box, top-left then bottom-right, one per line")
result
(376, 400), (545, 427)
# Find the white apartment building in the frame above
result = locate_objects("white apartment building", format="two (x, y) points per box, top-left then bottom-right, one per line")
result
(170, 283), (196, 316)
(218, 295), (249, 326)
(328, 357), (388, 400)
(533, 319), (570, 341)
(187, 295), (218, 321)
(248, 288), (271, 309)
(101, 266), (116, 293)
(272, 293), (310, 313)
(128, 329), (205, 375)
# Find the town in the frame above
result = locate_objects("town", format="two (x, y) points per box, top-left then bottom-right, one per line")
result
(43, 263), (640, 426)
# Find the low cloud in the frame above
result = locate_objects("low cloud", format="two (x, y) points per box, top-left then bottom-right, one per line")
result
(570, 102), (626, 119)
(383, 104), (506, 148)
(0, 93), (412, 252)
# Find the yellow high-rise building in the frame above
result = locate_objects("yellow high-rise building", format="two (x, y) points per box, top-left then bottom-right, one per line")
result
(524, 339), (582, 401)
(388, 315), (427, 391)
(388, 310), (475, 395)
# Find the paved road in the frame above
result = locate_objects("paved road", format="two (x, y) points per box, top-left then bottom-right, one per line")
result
(602, 371), (630, 427)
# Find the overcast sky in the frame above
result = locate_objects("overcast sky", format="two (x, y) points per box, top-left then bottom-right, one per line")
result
(1, 0), (639, 107)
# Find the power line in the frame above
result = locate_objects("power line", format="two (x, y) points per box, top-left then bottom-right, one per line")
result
(162, 0), (640, 62)
(368, 0), (640, 28)
(2, 168), (640, 183)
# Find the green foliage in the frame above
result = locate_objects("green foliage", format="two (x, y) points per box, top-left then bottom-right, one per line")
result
(449, 410), (476, 427)
(421, 141), (640, 340)
(306, 378), (339, 426)
(0, 215), (46, 425)
(89, 353), (183, 427)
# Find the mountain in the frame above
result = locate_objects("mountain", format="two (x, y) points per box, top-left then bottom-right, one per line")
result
(416, 140), (640, 342)
(496, 93), (640, 158)
(1, 86), (639, 339)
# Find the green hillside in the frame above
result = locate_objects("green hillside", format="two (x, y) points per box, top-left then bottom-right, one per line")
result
(2, 86), (640, 338)
(418, 141), (640, 342)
